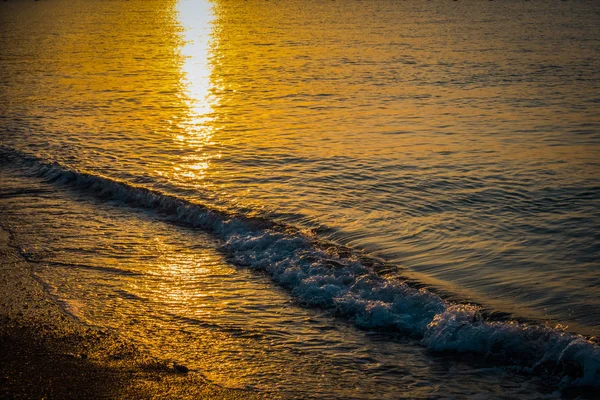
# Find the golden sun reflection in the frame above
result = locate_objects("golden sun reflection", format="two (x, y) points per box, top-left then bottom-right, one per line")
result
(148, 237), (214, 311)
(174, 0), (219, 183)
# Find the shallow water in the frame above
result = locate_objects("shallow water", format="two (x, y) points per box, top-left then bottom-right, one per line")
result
(1, 169), (562, 399)
(1, 0), (599, 397)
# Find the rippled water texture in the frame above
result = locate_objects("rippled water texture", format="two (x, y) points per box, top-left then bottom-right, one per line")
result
(2, 0), (598, 334)
(1, 0), (599, 396)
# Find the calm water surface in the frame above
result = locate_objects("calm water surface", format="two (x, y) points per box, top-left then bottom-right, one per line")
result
(1, 0), (599, 397)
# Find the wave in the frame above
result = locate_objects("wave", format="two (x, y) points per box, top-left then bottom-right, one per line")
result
(1, 146), (599, 387)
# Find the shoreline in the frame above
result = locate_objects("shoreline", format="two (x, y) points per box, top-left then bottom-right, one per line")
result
(0, 227), (267, 399)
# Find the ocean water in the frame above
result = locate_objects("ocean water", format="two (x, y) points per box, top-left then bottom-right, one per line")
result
(1, 0), (599, 398)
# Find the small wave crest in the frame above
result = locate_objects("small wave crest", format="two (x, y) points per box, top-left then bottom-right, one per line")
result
(1, 146), (598, 387)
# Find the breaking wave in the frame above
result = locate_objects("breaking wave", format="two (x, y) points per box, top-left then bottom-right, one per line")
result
(1, 146), (599, 387)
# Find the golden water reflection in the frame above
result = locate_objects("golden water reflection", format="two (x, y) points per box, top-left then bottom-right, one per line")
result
(173, 0), (219, 184)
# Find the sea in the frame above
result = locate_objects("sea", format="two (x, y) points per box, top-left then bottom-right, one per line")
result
(1, 0), (599, 398)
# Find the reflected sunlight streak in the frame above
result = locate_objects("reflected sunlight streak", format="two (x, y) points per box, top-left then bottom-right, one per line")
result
(175, 0), (218, 181)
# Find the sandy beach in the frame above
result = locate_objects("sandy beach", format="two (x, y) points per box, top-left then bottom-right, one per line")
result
(0, 227), (266, 400)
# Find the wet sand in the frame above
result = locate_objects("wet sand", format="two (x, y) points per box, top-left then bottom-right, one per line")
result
(0, 227), (268, 399)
